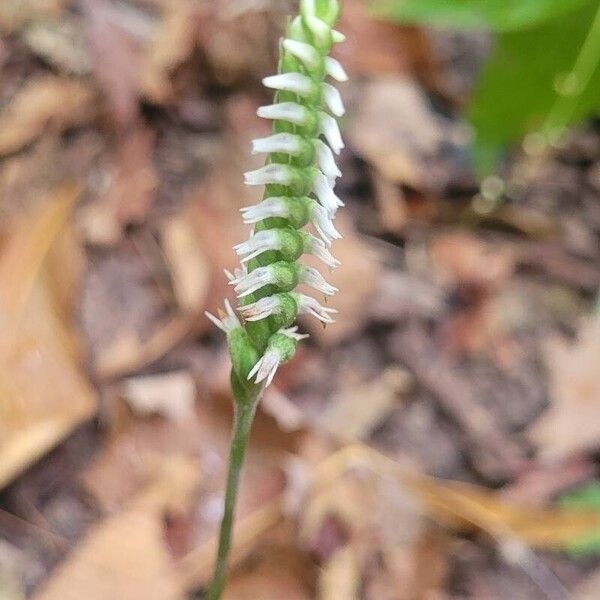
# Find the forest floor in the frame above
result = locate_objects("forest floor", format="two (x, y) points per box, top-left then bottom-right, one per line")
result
(1, 1), (600, 598)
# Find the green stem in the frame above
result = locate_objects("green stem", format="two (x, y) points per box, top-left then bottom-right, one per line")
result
(207, 392), (260, 600)
(542, 0), (600, 144)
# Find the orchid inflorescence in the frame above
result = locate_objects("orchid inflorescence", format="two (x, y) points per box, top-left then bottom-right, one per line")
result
(206, 0), (345, 398)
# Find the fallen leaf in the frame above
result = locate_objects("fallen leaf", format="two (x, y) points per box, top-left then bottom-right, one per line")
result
(318, 545), (360, 600)
(140, 2), (197, 104)
(0, 76), (96, 156)
(33, 455), (199, 600)
(122, 371), (196, 424)
(529, 318), (600, 460)
(347, 76), (468, 191)
(161, 214), (210, 313)
(0, 185), (96, 489)
(319, 367), (411, 441)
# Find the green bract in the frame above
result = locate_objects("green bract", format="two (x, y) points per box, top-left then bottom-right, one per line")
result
(206, 0), (346, 400)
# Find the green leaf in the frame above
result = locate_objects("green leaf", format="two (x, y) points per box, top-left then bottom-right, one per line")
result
(561, 482), (600, 557)
(468, 0), (600, 168)
(373, 0), (592, 32)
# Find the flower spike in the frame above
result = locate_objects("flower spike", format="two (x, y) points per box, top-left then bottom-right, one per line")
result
(207, 0), (346, 391)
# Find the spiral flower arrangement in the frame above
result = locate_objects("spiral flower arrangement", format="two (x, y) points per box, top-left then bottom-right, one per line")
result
(205, 2), (345, 597)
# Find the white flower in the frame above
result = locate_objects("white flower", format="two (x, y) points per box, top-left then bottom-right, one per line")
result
(244, 164), (294, 187)
(325, 57), (348, 82)
(230, 266), (277, 297)
(247, 326), (308, 386)
(240, 197), (290, 223)
(314, 139), (341, 185)
(310, 202), (342, 245)
(305, 15), (331, 46)
(299, 265), (337, 295)
(304, 234), (340, 268)
(319, 111), (344, 154)
(238, 296), (282, 321)
(282, 39), (320, 70)
(234, 230), (281, 263)
(257, 102), (310, 126)
(263, 73), (315, 97)
(322, 83), (345, 117)
(252, 133), (306, 156)
(205, 299), (240, 333)
(312, 170), (343, 216)
(296, 293), (337, 323)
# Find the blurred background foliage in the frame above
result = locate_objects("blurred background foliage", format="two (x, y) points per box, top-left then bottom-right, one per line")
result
(375, 0), (600, 172)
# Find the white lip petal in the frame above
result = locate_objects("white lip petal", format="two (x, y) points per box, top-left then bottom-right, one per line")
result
(310, 202), (342, 244)
(295, 293), (337, 323)
(252, 133), (305, 155)
(232, 266), (276, 297)
(325, 57), (348, 82)
(319, 112), (344, 154)
(244, 164), (293, 187)
(322, 83), (345, 117)
(238, 296), (281, 321)
(248, 349), (280, 386)
(313, 171), (344, 216)
(263, 73), (314, 97)
(234, 230), (281, 263)
(314, 139), (342, 183)
(280, 325), (309, 341)
(300, 266), (338, 296)
(305, 234), (341, 268)
(332, 30), (346, 43)
(305, 15), (330, 45)
(282, 38), (320, 70)
(257, 102), (309, 126)
(240, 197), (289, 224)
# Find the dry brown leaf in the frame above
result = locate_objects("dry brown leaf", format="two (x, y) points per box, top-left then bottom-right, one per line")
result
(313, 445), (600, 551)
(319, 367), (411, 441)
(0, 76), (96, 156)
(0, 185), (96, 489)
(122, 371), (196, 423)
(33, 455), (199, 600)
(302, 213), (382, 345)
(318, 545), (360, 600)
(161, 214), (210, 313)
(347, 76), (467, 191)
(529, 318), (600, 460)
(140, 2), (197, 104)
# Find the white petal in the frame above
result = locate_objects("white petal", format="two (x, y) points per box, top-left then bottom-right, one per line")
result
(244, 164), (293, 187)
(263, 73), (314, 97)
(252, 133), (305, 156)
(234, 230), (281, 262)
(305, 15), (330, 45)
(205, 300), (241, 333)
(319, 112), (344, 154)
(240, 197), (289, 223)
(300, 266), (338, 296)
(248, 349), (280, 386)
(325, 57), (348, 82)
(283, 39), (320, 70)
(295, 293), (337, 323)
(310, 202), (342, 244)
(305, 234), (341, 268)
(232, 266), (276, 297)
(332, 30), (346, 43)
(281, 325), (309, 341)
(257, 102), (310, 126)
(322, 83), (345, 117)
(314, 139), (341, 183)
(313, 171), (344, 215)
(238, 296), (281, 321)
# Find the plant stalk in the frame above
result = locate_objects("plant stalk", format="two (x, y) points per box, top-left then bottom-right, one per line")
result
(206, 392), (260, 600)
